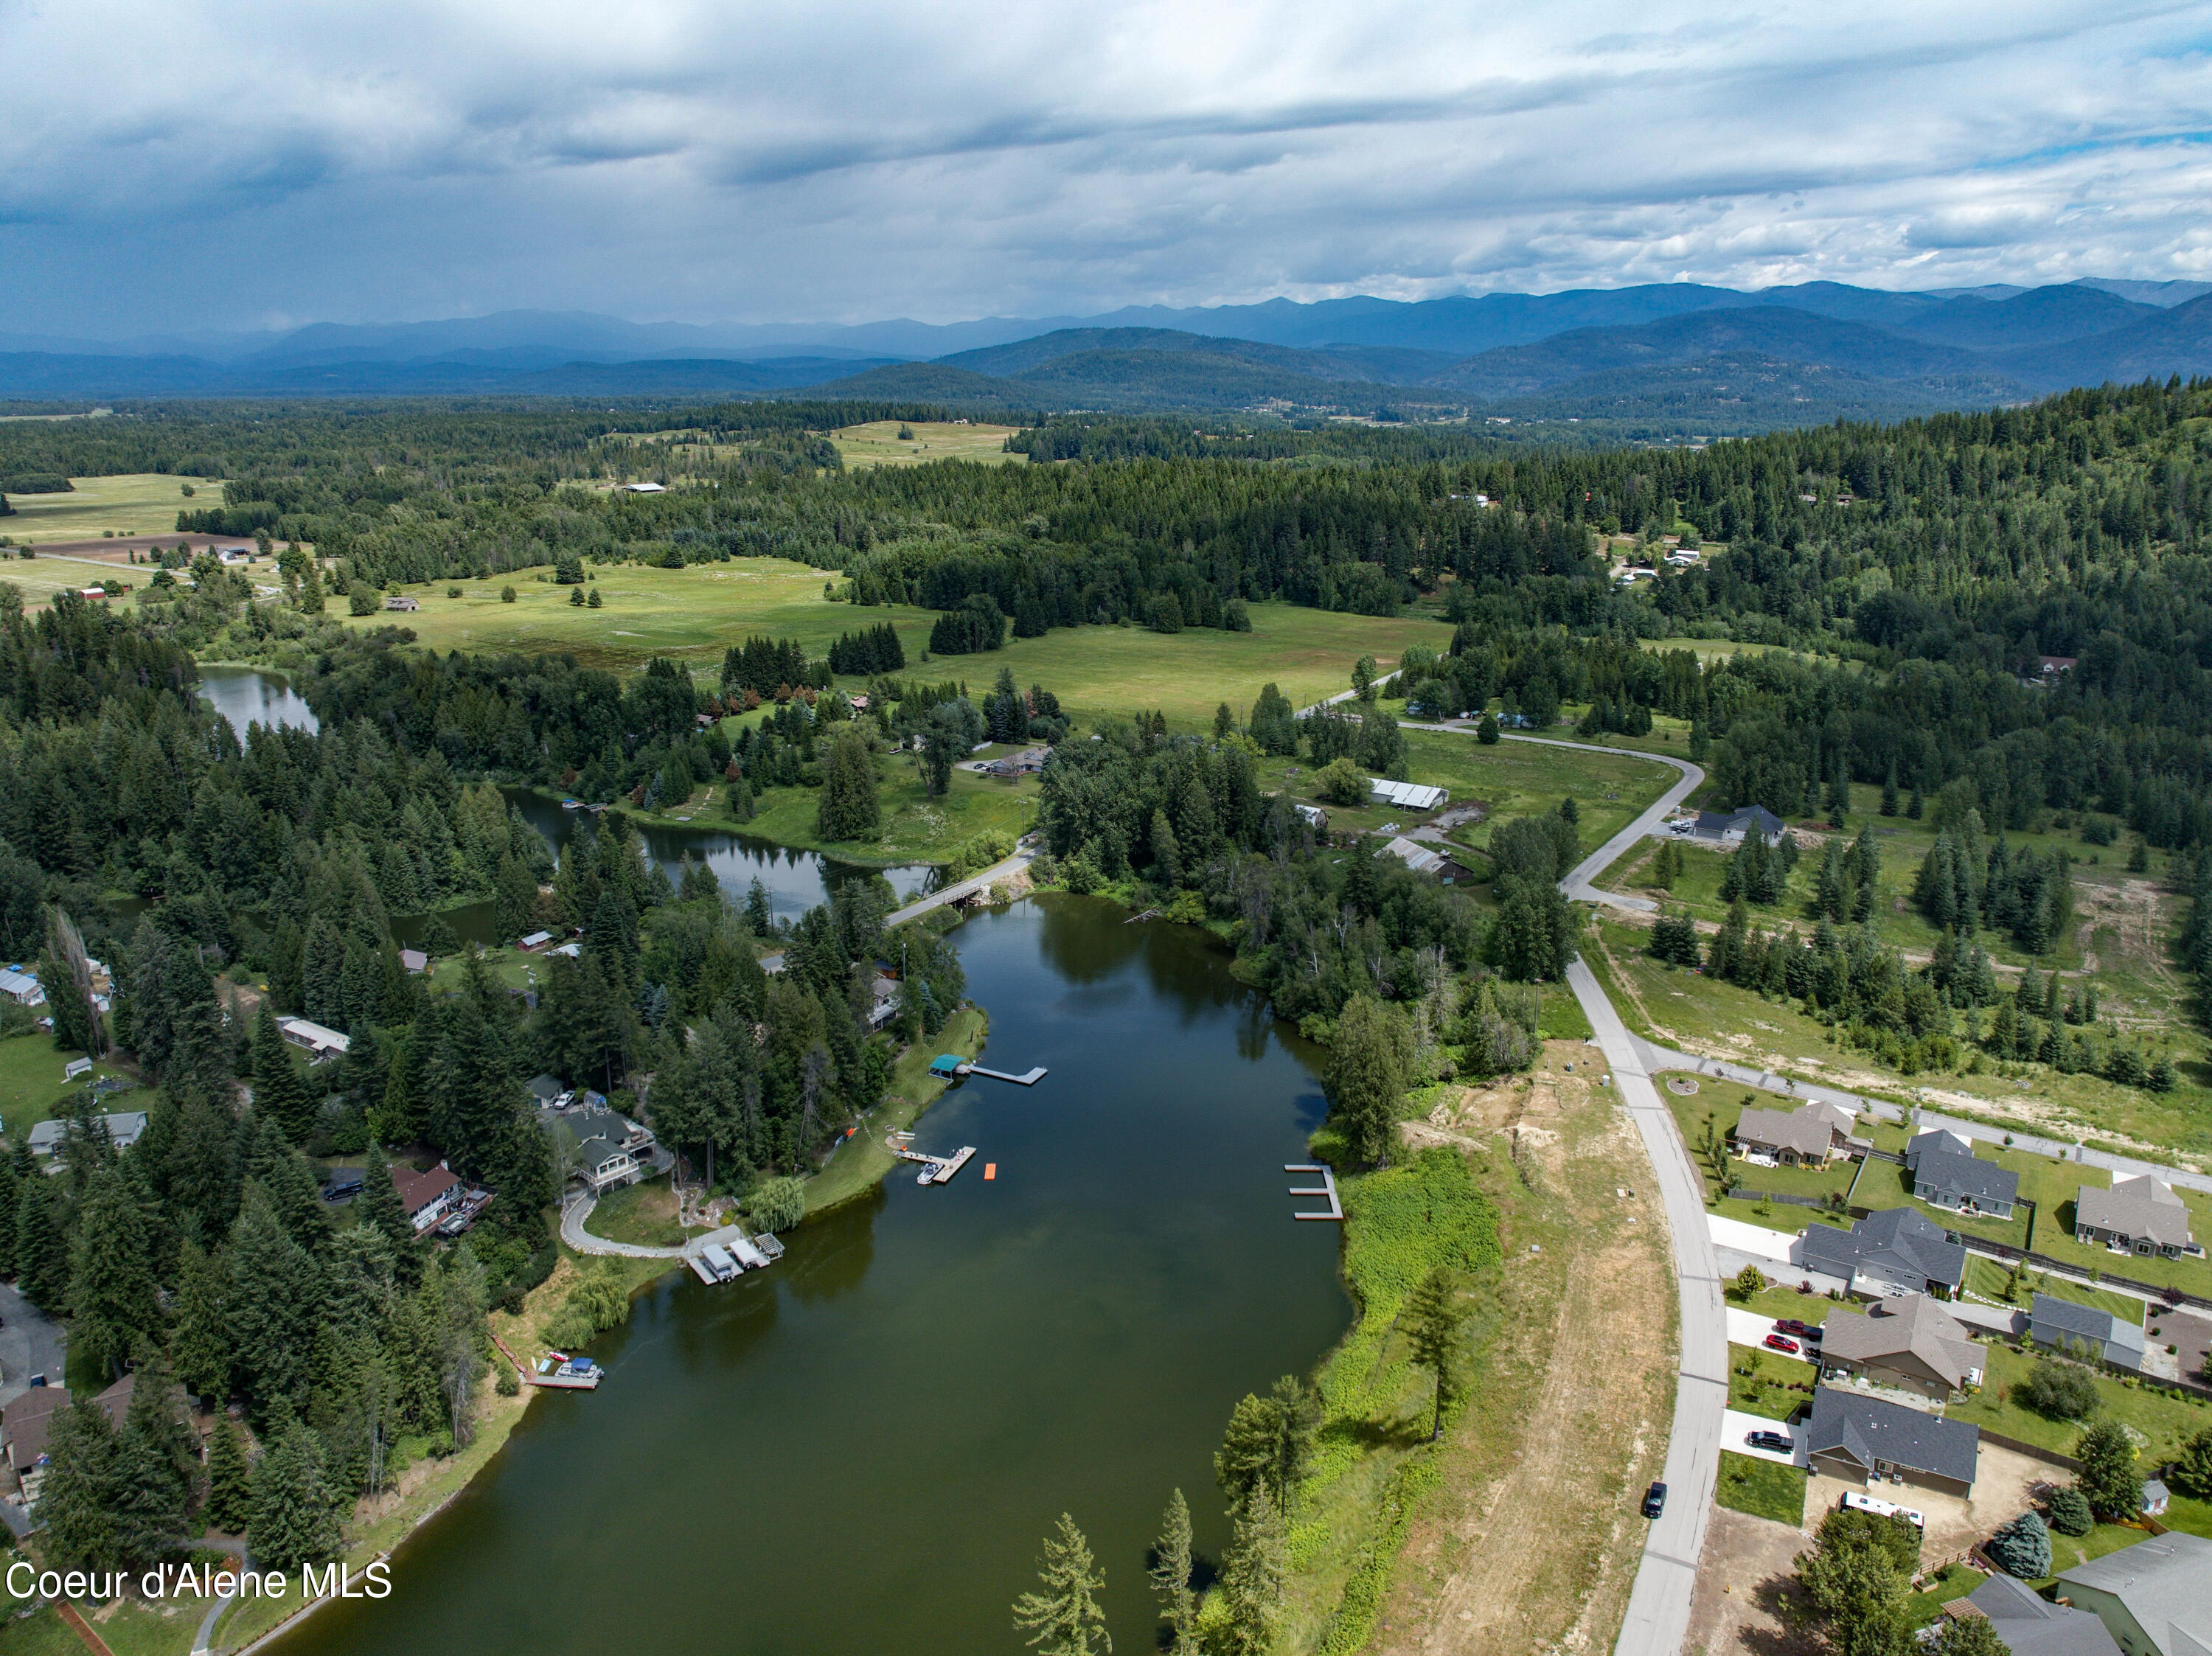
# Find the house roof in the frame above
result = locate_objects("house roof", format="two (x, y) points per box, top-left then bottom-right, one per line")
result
(398, 948), (428, 973)
(1368, 778), (1447, 811)
(1796, 1208), (1969, 1291)
(1966, 1573), (2123, 1656)
(1906, 1128), (1974, 1167)
(1380, 836), (1450, 876)
(1806, 1385), (1980, 1486)
(276, 1015), (349, 1054)
(1819, 1295), (1982, 1388)
(2058, 1532), (2212, 1656)
(390, 1164), (459, 1216)
(1736, 1104), (1843, 1159)
(1, 1387), (69, 1467)
(2077, 1176), (2194, 1250)
(0, 968), (43, 1001)
(2031, 1293), (2149, 1357)
(526, 1074), (566, 1101)
(575, 1134), (631, 1172)
(1913, 1147), (2020, 1208)
(25, 1111), (149, 1152)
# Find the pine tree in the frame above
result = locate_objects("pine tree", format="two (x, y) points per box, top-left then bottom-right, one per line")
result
(1325, 995), (1411, 1166)
(1217, 1482), (1287, 1656)
(170, 1238), (233, 1400)
(226, 1183), (321, 1421)
(1147, 1488), (1197, 1656)
(1010, 1512), (1110, 1656)
(38, 1396), (119, 1567)
(355, 1141), (418, 1270)
(112, 1374), (195, 1566)
(1406, 1264), (1468, 1440)
(251, 1003), (314, 1145)
(1880, 762), (1899, 817)
(248, 1412), (344, 1573)
(815, 728), (882, 843)
(69, 1161), (162, 1380)
(14, 1169), (69, 1312)
(0, 1155), (18, 1278)
(204, 1414), (253, 1532)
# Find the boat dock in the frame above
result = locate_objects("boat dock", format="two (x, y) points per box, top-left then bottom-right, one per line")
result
(963, 1064), (1048, 1085)
(894, 1144), (978, 1185)
(532, 1354), (602, 1388)
(1286, 1163), (1345, 1221)
(685, 1225), (788, 1284)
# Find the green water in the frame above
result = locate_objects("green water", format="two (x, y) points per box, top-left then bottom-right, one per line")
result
(281, 894), (1352, 1656)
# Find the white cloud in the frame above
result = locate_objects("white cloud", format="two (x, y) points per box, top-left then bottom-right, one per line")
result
(0, 0), (2209, 334)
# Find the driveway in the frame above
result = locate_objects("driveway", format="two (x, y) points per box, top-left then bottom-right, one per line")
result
(0, 1281), (66, 1408)
(1722, 1408), (1803, 1467)
(1728, 1307), (1814, 1362)
(1709, 1212), (1803, 1263)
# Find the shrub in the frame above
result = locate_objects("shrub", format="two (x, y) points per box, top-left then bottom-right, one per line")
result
(2012, 1358), (2099, 1420)
(1985, 1511), (2051, 1578)
(744, 1176), (806, 1234)
(495, 1363), (521, 1396)
(500, 585), (517, 603)
(2044, 1486), (2093, 1536)
(347, 583), (378, 616)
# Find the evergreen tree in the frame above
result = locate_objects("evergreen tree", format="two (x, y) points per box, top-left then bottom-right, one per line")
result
(204, 1414), (253, 1532)
(1796, 1507), (1912, 1656)
(2075, 1418), (2142, 1519)
(1406, 1264), (1467, 1440)
(355, 1141), (417, 1267)
(37, 1396), (119, 1568)
(815, 728), (882, 842)
(1010, 1512), (1110, 1656)
(1217, 1483), (1287, 1656)
(1324, 995), (1411, 1166)
(112, 1373), (195, 1566)
(0, 1155), (17, 1278)
(248, 1412), (344, 1573)
(69, 1160), (162, 1380)
(251, 1003), (315, 1146)
(1147, 1488), (1197, 1656)
(14, 1169), (69, 1312)
(226, 1182), (322, 1421)
(170, 1237), (233, 1401)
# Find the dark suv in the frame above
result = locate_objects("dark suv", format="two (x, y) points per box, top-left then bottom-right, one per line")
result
(1641, 1481), (1667, 1519)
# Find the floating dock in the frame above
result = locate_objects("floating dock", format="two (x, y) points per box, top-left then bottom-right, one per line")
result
(532, 1354), (602, 1389)
(961, 1064), (1048, 1085)
(894, 1144), (978, 1185)
(685, 1226), (786, 1284)
(1285, 1163), (1345, 1222)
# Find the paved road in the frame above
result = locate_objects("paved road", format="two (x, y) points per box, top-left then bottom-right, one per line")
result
(884, 846), (1037, 929)
(0, 1281), (66, 1408)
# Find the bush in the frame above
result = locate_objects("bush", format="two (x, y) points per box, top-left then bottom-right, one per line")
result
(1985, 1511), (2051, 1578)
(2045, 1485), (2093, 1536)
(495, 1363), (521, 1396)
(347, 583), (378, 616)
(2013, 1358), (2100, 1420)
(500, 585), (517, 603)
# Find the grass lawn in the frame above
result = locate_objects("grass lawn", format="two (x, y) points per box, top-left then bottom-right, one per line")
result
(2040, 1522), (2161, 1584)
(0, 1031), (133, 1147)
(723, 759), (1038, 867)
(804, 1009), (987, 1217)
(2162, 1492), (2212, 1540)
(1903, 1562), (1982, 1627)
(581, 1175), (709, 1248)
(1, 473), (220, 543)
(0, 1604), (108, 1655)
(1960, 1255), (2146, 1324)
(1848, 1155), (2034, 1253)
(1945, 1340), (2212, 1463)
(1663, 1082), (1859, 1217)
(1715, 1449), (1809, 1525)
(830, 420), (1026, 468)
(1729, 1343), (1820, 1420)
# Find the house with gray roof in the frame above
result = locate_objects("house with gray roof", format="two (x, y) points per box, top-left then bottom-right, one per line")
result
(1691, 805), (1787, 846)
(1952, 1572), (2122, 1656)
(1910, 1147), (2020, 1220)
(24, 1110), (148, 1159)
(1907, 1127), (1974, 1166)
(1735, 1099), (1860, 1166)
(2076, 1176), (2199, 1260)
(1795, 1208), (1968, 1300)
(552, 1107), (654, 1194)
(2056, 1531), (2212, 1656)
(1818, 1294), (1983, 1399)
(2030, 1293), (2149, 1373)
(1804, 1385), (1980, 1495)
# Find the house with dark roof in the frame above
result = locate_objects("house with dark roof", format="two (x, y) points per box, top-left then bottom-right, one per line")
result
(2076, 1176), (2199, 1259)
(1690, 805), (1787, 846)
(1818, 1294), (1983, 1399)
(391, 1163), (461, 1232)
(1794, 1208), (1967, 1300)
(1907, 1127), (1973, 1165)
(1804, 1385), (1980, 1495)
(554, 1107), (655, 1194)
(1910, 1147), (2020, 1220)
(1950, 1572), (2122, 1656)
(2030, 1293), (2149, 1373)
(2056, 1531), (2212, 1656)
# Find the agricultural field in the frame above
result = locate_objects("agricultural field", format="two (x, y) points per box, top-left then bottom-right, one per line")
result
(830, 420), (1026, 468)
(1583, 914), (2212, 1166)
(345, 557), (1450, 728)
(0, 472), (218, 540)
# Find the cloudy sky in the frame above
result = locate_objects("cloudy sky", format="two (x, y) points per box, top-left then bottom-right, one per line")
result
(4, 0), (2211, 338)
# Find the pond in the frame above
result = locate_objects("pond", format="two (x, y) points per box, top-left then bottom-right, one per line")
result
(197, 664), (319, 739)
(279, 895), (1351, 1656)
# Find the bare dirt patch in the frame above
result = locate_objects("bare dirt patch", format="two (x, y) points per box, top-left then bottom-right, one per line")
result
(1686, 1506), (1821, 1656)
(1371, 1048), (1677, 1656)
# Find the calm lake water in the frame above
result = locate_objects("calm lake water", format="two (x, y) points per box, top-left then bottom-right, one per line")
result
(279, 895), (1350, 1656)
(198, 664), (320, 740)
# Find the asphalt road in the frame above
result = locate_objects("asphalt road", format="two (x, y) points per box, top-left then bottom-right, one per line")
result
(0, 1280), (66, 1408)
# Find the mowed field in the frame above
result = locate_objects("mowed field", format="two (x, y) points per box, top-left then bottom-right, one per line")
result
(349, 557), (1453, 726)
(1, 473), (218, 541)
(830, 420), (1026, 468)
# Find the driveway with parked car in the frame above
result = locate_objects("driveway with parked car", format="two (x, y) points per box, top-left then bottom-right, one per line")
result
(1726, 1306), (1818, 1360)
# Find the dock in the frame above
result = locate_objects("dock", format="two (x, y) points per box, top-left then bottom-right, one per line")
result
(894, 1144), (978, 1185)
(684, 1225), (787, 1284)
(961, 1064), (1048, 1085)
(532, 1354), (602, 1388)
(1286, 1163), (1345, 1222)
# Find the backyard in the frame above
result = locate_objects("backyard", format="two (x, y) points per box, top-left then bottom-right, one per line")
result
(1945, 1339), (2212, 1463)
(1714, 1450), (1807, 1525)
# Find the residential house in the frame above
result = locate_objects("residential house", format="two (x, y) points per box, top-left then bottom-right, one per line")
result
(1795, 1208), (1969, 1298)
(276, 1015), (349, 1062)
(390, 1163), (461, 1232)
(2056, 1531), (2212, 1656)
(1733, 1099), (1860, 1166)
(1690, 805), (1788, 846)
(1664, 549), (1702, 567)
(983, 745), (1049, 778)
(518, 930), (555, 953)
(25, 1111), (149, 1158)
(398, 948), (428, 974)
(1380, 836), (1453, 877)
(383, 595), (420, 611)
(526, 1074), (571, 1110)
(621, 481), (667, 493)
(1818, 1294), (1983, 1399)
(1804, 1385), (1980, 1495)
(0, 968), (44, 1006)
(2039, 655), (2079, 679)
(4, 1373), (135, 1489)
(2029, 1293), (2149, 1373)
(1294, 804), (1328, 832)
(1910, 1145), (2020, 1220)
(557, 1107), (655, 1193)
(1368, 779), (1448, 812)
(1948, 1573), (2122, 1656)
(866, 975), (902, 1031)
(2076, 1176), (2199, 1259)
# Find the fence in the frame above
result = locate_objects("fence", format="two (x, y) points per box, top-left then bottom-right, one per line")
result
(1971, 1428), (2083, 1472)
(1955, 1234), (2212, 1312)
(1725, 1187), (1837, 1210)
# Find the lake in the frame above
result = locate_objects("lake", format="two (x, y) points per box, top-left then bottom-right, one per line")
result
(279, 895), (1351, 1656)
(197, 664), (319, 739)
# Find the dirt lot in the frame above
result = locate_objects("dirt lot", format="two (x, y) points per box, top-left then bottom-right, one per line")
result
(1371, 1046), (1678, 1656)
(1686, 1506), (1822, 1656)
(1804, 1440), (2048, 1564)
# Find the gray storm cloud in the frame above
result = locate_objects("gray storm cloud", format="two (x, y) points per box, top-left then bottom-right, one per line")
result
(1, 0), (2209, 334)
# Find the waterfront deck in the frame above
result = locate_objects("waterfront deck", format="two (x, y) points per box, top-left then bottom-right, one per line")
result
(894, 1144), (978, 1185)
(1286, 1163), (1345, 1221)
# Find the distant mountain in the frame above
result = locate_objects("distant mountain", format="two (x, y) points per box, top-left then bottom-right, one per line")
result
(1987, 293), (2212, 391)
(1486, 352), (1993, 432)
(939, 327), (1445, 386)
(0, 351), (889, 398)
(2073, 278), (2212, 308)
(1888, 285), (2157, 350)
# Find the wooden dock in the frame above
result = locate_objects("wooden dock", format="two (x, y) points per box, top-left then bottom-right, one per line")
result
(961, 1063), (1048, 1085)
(1286, 1163), (1345, 1222)
(895, 1144), (978, 1185)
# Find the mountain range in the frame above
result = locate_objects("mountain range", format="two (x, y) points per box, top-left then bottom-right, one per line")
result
(5, 277), (2212, 430)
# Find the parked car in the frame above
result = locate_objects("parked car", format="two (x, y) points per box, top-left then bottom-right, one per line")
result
(1775, 1318), (1822, 1340)
(1764, 1333), (1801, 1354)
(1641, 1481), (1667, 1519)
(1746, 1430), (1793, 1453)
